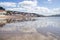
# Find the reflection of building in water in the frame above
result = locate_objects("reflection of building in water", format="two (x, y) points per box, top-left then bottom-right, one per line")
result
(0, 19), (7, 27)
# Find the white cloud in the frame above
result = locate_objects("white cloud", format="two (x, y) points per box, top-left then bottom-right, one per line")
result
(17, 0), (51, 15)
(51, 8), (60, 15)
(44, 0), (52, 4)
(0, 2), (17, 7)
(6, 8), (26, 12)
(48, 0), (52, 2)
(18, 1), (37, 7)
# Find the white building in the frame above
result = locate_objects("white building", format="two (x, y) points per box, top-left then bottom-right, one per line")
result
(0, 10), (6, 16)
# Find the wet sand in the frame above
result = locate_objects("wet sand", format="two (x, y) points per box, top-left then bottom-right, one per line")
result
(0, 17), (60, 40)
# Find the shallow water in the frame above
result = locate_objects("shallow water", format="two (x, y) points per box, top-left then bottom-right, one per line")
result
(0, 17), (60, 40)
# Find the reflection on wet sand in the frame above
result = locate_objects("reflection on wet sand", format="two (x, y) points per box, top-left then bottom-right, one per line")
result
(0, 18), (36, 27)
(0, 17), (60, 40)
(0, 19), (7, 27)
(0, 32), (58, 40)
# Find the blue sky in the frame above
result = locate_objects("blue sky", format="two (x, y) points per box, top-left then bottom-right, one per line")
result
(38, 0), (60, 8)
(0, 0), (23, 2)
(0, 0), (60, 8)
(0, 0), (60, 15)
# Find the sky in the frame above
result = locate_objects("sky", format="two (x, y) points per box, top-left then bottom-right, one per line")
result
(0, 0), (60, 15)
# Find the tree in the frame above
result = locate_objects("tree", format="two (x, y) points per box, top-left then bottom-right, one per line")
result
(0, 6), (5, 10)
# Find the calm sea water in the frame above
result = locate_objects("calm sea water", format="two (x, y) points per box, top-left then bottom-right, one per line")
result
(0, 17), (60, 40)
